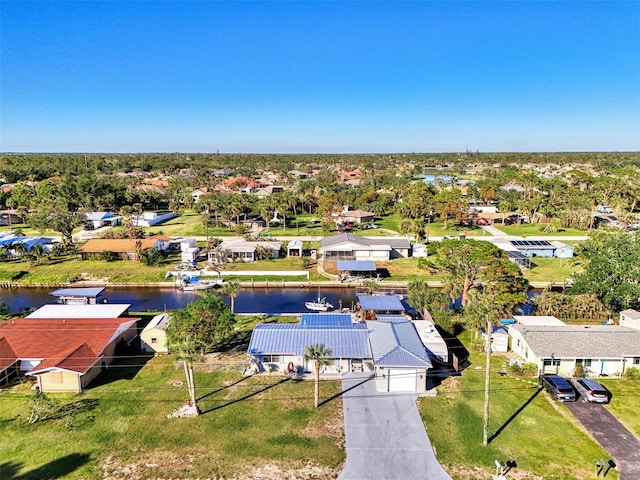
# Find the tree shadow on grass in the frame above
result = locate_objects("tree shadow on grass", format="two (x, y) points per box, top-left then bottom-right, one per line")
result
(199, 377), (291, 415)
(87, 353), (152, 389)
(197, 375), (252, 401)
(318, 374), (375, 407)
(488, 386), (543, 444)
(0, 453), (91, 480)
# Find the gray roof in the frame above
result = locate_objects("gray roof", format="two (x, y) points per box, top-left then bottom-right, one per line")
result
(511, 324), (640, 358)
(358, 294), (404, 311)
(620, 309), (640, 320)
(248, 322), (370, 358)
(366, 320), (432, 368)
(337, 260), (376, 271)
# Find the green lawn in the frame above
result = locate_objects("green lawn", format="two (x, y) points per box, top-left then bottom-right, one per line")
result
(598, 379), (640, 438)
(523, 257), (583, 284)
(419, 348), (617, 480)
(496, 224), (590, 237)
(0, 356), (344, 480)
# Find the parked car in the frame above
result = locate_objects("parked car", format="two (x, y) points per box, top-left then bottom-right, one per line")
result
(571, 377), (609, 404)
(539, 374), (576, 402)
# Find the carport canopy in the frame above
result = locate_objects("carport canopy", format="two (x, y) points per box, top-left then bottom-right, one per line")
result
(337, 260), (376, 272)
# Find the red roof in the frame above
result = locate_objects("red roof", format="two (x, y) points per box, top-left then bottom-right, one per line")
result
(0, 318), (137, 375)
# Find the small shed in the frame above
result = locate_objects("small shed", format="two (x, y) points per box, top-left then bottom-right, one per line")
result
(287, 240), (303, 258)
(140, 313), (170, 354)
(619, 309), (640, 330)
(551, 241), (574, 258)
(481, 326), (509, 353)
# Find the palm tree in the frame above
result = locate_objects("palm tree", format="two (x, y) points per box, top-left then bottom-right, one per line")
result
(221, 280), (241, 313)
(304, 343), (332, 408)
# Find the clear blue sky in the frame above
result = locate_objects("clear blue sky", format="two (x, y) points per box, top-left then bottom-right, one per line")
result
(1, 1), (639, 153)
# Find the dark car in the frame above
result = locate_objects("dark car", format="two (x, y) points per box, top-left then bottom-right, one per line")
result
(571, 378), (609, 404)
(539, 374), (576, 402)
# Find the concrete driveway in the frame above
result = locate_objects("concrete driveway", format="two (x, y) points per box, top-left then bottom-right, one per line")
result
(338, 373), (452, 480)
(566, 401), (640, 480)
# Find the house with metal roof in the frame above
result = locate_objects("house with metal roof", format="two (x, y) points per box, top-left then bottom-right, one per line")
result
(509, 324), (640, 377)
(27, 303), (131, 318)
(211, 238), (282, 263)
(0, 318), (138, 393)
(367, 319), (433, 393)
(247, 315), (371, 376)
(319, 233), (410, 261)
(49, 287), (107, 304)
(247, 313), (442, 393)
(85, 211), (123, 229)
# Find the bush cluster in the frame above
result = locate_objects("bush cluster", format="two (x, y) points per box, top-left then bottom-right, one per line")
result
(508, 362), (538, 377)
(624, 367), (640, 380)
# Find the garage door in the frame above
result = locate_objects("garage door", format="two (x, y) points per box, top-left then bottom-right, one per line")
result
(387, 369), (417, 392)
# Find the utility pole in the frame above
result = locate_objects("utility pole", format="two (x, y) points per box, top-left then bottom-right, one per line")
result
(483, 315), (492, 446)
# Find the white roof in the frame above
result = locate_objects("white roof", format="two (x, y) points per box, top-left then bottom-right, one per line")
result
(143, 313), (170, 331)
(512, 315), (566, 326)
(412, 320), (448, 361)
(26, 304), (131, 318)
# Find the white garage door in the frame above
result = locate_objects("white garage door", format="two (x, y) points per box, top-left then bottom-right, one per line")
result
(387, 369), (417, 392)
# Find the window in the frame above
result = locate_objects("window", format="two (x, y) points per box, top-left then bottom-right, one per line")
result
(262, 355), (282, 363)
(543, 359), (561, 367)
(151, 337), (158, 344)
(576, 359), (592, 367)
(633, 357), (640, 365)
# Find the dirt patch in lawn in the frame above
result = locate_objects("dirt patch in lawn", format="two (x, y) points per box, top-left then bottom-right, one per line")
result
(447, 465), (543, 480)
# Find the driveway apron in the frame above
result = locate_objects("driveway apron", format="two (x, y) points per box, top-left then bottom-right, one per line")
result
(338, 373), (452, 480)
(566, 401), (640, 480)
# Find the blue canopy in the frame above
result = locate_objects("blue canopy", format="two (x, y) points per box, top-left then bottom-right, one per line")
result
(337, 260), (376, 271)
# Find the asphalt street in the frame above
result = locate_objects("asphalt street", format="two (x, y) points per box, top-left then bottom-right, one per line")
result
(338, 373), (452, 480)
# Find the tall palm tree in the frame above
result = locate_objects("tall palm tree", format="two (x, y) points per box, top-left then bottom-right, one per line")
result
(304, 343), (332, 408)
(221, 280), (241, 314)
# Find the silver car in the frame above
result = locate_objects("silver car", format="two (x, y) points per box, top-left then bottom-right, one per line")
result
(571, 377), (609, 404)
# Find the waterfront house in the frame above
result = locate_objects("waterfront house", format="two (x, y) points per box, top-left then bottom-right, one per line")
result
(210, 238), (282, 263)
(0, 318), (138, 393)
(79, 235), (172, 261)
(319, 233), (410, 261)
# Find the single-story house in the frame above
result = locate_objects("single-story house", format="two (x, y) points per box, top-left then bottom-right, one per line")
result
(140, 313), (170, 354)
(79, 235), (172, 260)
(508, 324), (640, 377)
(334, 209), (375, 225)
(0, 318), (138, 392)
(253, 185), (284, 198)
(619, 309), (640, 330)
(27, 303), (131, 318)
(247, 313), (441, 393)
(247, 314), (372, 375)
(131, 211), (177, 227)
(319, 233), (410, 261)
(368, 318), (433, 393)
(210, 239), (282, 263)
(0, 235), (54, 256)
(85, 211), (123, 229)
(506, 240), (574, 258)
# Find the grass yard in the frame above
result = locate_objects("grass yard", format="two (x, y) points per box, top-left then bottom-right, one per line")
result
(0, 355), (345, 480)
(523, 257), (583, 284)
(598, 379), (640, 438)
(419, 349), (617, 480)
(496, 224), (590, 237)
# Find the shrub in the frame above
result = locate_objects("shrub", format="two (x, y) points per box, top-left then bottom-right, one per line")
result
(625, 366), (640, 380)
(520, 363), (538, 377)
(573, 363), (585, 378)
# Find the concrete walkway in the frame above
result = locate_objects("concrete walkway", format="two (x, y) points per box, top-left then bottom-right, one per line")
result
(339, 373), (452, 480)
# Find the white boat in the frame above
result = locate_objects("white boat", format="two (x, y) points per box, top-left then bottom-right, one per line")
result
(305, 296), (334, 312)
(182, 281), (217, 291)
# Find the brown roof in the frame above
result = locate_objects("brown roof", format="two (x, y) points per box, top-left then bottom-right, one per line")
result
(0, 318), (137, 374)
(79, 237), (162, 253)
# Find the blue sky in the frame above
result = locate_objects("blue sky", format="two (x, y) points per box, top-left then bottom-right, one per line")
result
(1, 1), (639, 153)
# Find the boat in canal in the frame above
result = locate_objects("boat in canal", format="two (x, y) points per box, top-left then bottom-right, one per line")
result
(305, 296), (334, 311)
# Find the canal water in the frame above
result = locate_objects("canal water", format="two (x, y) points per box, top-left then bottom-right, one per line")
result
(0, 286), (360, 315)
